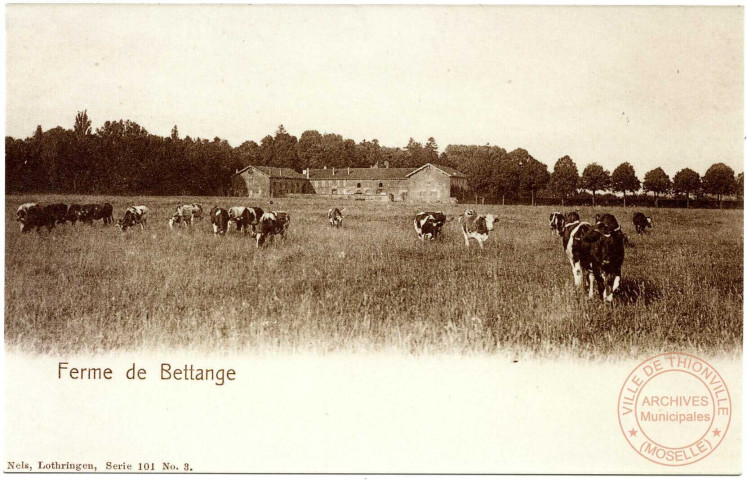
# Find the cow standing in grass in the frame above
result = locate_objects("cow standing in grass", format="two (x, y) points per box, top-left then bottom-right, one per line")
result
(563, 213), (624, 302)
(80, 203), (114, 226)
(459, 210), (497, 249)
(549, 212), (565, 236)
(46, 203), (69, 225)
(256, 211), (290, 247)
(169, 204), (200, 229)
(117, 206), (149, 231)
(66, 204), (83, 225)
(328, 207), (345, 228)
(18, 204), (55, 233)
(565, 211), (580, 223)
(414, 211), (447, 243)
(633, 212), (653, 234)
(210, 207), (229, 235)
(228, 206), (264, 235)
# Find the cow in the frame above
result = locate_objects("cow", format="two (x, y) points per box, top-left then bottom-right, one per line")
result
(228, 206), (264, 235)
(66, 204), (83, 225)
(633, 212), (653, 234)
(80, 203), (113, 225)
(18, 204), (56, 233)
(45, 203), (69, 225)
(190, 204), (204, 222)
(549, 212), (565, 236)
(563, 214), (625, 302)
(210, 207), (229, 235)
(255, 211), (290, 247)
(117, 206), (149, 231)
(169, 204), (199, 229)
(16, 203), (39, 229)
(566, 211), (580, 223)
(328, 207), (345, 228)
(459, 210), (497, 248)
(413, 211), (448, 243)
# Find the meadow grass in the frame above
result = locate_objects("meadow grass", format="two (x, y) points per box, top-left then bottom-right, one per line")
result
(4, 194), (743, 358)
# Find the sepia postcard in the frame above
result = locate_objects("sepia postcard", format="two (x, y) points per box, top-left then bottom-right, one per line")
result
(3, 4), (743, 474)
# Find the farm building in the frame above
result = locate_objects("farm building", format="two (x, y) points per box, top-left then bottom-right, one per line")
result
(230, 163), (468, 203)
(230, 166), (311, 197)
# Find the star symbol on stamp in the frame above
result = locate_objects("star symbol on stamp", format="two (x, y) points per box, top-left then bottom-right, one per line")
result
(628, 429), (638, 437)
(712, 429), (721, 437)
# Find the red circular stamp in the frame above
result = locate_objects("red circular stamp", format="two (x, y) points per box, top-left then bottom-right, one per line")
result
(618, 352), (731, 466)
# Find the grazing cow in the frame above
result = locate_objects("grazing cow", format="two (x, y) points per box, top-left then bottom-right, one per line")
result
(210, 207), (229, 235)
(169, 204), (199, 229)
(46, 203), (69, 225)
(413, 211), (448, 243)
(459, 210), (497, 248)
(117, 206), (149, 231)
(228, 206), (264, 235)
(563, 214), (625, 302)
(255, 211), (290, 247)
(566, 211), (580, 223)
(16, 203), (39, 228)
(633, 212), (653, 234)
(549, 212), (565, 236)
(66, 204), (83, 225)
(80, 203), (113, 225)
(190, 204), (204, 221)
(328, 207), (345, 228)
(18, 204), (56, 233)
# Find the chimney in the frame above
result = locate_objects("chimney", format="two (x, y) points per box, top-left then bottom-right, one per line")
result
(347, 166), (350, 175)
(279, 168), (282, 176)
(332, 167), (335, 176)
(324, 166), (327, 170)
(384, 160), (390, 169)
(306, 168), (309, 179)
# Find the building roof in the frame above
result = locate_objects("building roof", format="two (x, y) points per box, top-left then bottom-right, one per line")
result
(233, 163), (466, 180)
(307, 167), (415, 180)
(234, 165), (307, 179)
(406, 163), (467, 178)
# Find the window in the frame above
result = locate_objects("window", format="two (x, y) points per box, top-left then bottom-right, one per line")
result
(379, 182), (384, 188)
(357, 183), (361, 188)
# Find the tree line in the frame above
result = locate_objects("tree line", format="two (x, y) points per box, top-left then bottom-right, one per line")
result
(5, 111), (743, 207)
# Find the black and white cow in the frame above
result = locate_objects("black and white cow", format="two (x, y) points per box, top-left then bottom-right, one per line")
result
(210, 207), (229, 235)
(328, 207), (345, 228)
(228, 206), (264, 235)
(169, 204), (200, 229)
(18, 204), (56, 233)
(459, 210), (497, 248)
(549, 212), (565, 236)
(117, 206), (149, 231)
(633, 212), (653, 234)
(66, 204), (83, 225)
(255, 211), (290, 247)
(413, 211), (448, 243)
(562, 214), (625, 302)
(190, 204), (204, 222)
(80, 203), (114, 225)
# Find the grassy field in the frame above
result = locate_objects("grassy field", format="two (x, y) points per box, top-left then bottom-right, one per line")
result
(4, 194), (743, 357)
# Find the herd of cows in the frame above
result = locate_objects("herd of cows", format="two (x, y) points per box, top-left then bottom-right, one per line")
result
(14, 201), (291, 246)
(413, 209), (653, 303)
(13, 200), (655, 302)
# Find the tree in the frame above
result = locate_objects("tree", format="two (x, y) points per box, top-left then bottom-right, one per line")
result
(73, 110), (92, 138)
(171, 125), (179, 140)
(580, 163), (611, 206)
(643, 167), (672, 207)
(611, 162), (640, 207)
(549, 155), (579, 205)
(424, 137), (439, 163)
(702, 163), (736, 208)
(736, 173), (744, 201)
(673, 168), (701, 208)
(511, 149), (549, 206)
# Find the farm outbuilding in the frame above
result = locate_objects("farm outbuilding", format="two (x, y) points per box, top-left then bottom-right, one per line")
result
(230, 166), (311, 198)
(230, 163), (468, 202)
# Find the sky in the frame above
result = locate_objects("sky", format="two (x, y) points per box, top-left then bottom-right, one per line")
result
(5, 5), (744, 176)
